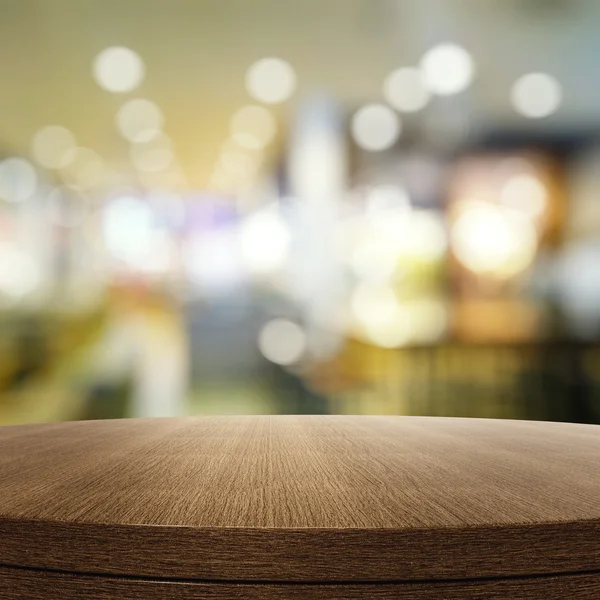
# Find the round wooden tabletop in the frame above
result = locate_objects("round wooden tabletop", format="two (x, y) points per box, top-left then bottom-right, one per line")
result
(0, 416), (599, 584)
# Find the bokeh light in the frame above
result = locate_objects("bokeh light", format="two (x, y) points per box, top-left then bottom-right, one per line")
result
(452, 201), (538, 277)
(61, 148), (105, 189)
(365, 184), (410, 216)
(258, 319), (306, 365)
(0, 243), (40, 299)
(383, 67), (431, 113)
(219, 149), (258, 178)
(130, 133), (174, 173)
(351, 104), (401, 151)
(239, 205), (291, 274)
(116, 99), (164, 143)
(350, 238), (400, 283)
(500, 174), (548, 218)
(184, 230), (241, 292)
(245, 58), (297, 104)
(511, 72), (562, 119)
(230, 105), (277, 149)
(351, 283), (412, 348)
(420, 43), (474, 96)
(102, 195), (168, 273)
(32, 126), (76, 169)
(93, 46), (145, 93)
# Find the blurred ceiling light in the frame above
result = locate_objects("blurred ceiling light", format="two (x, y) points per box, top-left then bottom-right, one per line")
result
(32, 126), (76, 169)
(116, 99), (163, 143)
(383, 67), (431, 113)
(245, 58), (297, 104)
(511, 72), (562, 119)
(0, 158), (37, 202)
(230, 105), (277, 148)
(0, 243), (40, 298)
(258, 319), (306, 365)
(500, 174), (548, 218)
(452, 202), (538, 277)
(130, 134), (174, 173)
(351, 104), (401, 152)
(420, 43), (474, 96)
(366, 184), (410, 216)
(61, 147), (105, 188)
(93, 46), (145, 93)
(47, 186), (86, 227)
(239, 205), (291, 274)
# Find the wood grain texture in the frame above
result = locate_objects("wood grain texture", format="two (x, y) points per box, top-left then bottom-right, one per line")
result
(2, 566), (600, 600)
(0, 416), (599, 582)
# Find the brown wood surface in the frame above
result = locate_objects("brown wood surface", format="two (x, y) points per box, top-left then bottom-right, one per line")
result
(2, 565), (600, 600)
(0, 416), (599, 583)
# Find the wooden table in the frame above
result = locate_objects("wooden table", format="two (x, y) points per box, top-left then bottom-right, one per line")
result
(1, 416), (599, 598)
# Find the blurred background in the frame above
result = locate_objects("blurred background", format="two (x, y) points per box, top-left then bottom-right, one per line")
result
(2, 0), (600, 425)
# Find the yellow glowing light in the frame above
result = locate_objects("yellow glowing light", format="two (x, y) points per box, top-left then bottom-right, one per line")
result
(383, 67), (431, 113)
(230, 105), (277, 148)
(245, 58), (297, 104)
(420, 43), (474, 96)
(93, 46), (145, 93)
(511, 73), (562, 119)
(452, 202), (538, 277)
(32, 126), (76, 169)
(258, 319), (306, 365)
(351, 104), (401, 152)
(116, 99), (164, 143)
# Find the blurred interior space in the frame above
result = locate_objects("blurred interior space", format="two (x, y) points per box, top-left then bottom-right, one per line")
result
(2, 0), (600, 424)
